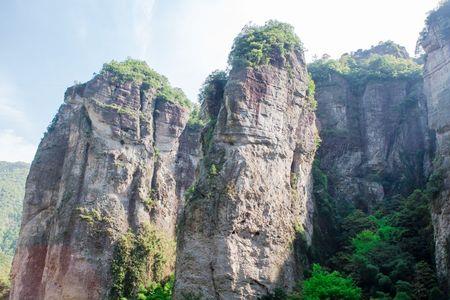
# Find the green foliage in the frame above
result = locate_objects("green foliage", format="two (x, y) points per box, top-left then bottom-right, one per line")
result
(308, 53), (422, 93)
(413, 261), (439, 299)
(0, 162), (29, 291)
(142, 191), (156, 211)
(429, 286), (446, 300)
(0, 277), (9, 300)
(301, 264), (361, 300)
(352, 41), (409, 60)
(310, 160), (338, 262)
(338, 210), (377, 245)
(352, 230), (381, 256)
(209, 164), (218, 176)
(201, 119), (217, 154)
(393, 292), (411, 300)
(390, 189), (434, 262)
(423, 0), (450, 40)
(101, 59), (191, 108)
(228, 20), (302, 68)
(110, 223), (175, 299)
(184, 184), (196, 201)
(187, 104), (206, 128)
(323, 171), (444, 299)
(136, 274), (174, 300)
(307, 74), (317, 111)
(153, 146), (160, 159)
(198, 70), (228, 105)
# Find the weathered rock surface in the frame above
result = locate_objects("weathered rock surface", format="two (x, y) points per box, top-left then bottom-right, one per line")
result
(314, 53), (431, 212)
(174, 48), (318, 299)
(9, 69), (197, 299)
(422, 11), (450, 289)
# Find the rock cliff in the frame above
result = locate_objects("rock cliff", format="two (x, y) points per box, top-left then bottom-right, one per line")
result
(310, 44), (431, 212)
(9, 14), (450, 299)
(421, 2), (450, 289)
(9, 60), (198, 300)
(174, 22), (318, 299)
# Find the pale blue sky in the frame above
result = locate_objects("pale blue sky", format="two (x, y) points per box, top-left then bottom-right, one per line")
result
(0, 0), (441, 162)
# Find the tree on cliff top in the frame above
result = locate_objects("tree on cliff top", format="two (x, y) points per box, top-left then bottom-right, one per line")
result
(101, 59), (192, 108)
(419, 0), (450, 47)
(228, 20), (303, 68)
(308, 50), (422, 91)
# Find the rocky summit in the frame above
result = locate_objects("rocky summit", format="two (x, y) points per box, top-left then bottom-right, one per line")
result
(6, 4), (450, 300)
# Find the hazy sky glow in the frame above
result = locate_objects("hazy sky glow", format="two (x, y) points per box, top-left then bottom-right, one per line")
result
(0, 0), (441, 162)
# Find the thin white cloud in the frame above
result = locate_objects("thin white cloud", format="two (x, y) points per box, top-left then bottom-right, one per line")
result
(0, 129), (37, 163)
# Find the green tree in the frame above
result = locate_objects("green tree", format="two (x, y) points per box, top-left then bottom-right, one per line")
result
(228, 20), (303, 68)
(413, 261), (439, 299)
(302, 264), (361, 300)
(0, 161), (29, 293)
(136, 274), (174, 300)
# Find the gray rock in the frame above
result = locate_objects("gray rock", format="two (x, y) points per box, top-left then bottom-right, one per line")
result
(9, 73), (197, 300)
(174, 49), (318, 299)
(422, 17), (450, 289)
(315, 71), (430, 212)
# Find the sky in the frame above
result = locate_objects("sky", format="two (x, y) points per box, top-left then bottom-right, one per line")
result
(0, 0), (441, 162)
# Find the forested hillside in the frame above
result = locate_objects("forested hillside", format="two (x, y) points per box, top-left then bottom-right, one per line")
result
(0, 161), (28, 298)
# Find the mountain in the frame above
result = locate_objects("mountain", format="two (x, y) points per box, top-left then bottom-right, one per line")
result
(10, 60), (198, 299)
(175, 21), (317, 298)
(0, 161), (29, 298)
(8, 3), (450, 299)
(421, 0), (450, 291)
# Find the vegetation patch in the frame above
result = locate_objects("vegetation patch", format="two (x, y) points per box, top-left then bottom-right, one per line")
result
(198, 70), (228, 106)
(187, 104), (206, 128)
(324, 183), (443, 299)
(198, 70), (227, 124)
(0, 162), (29, 295)
(101, 59), (191, 108)
(110, 223), (175, 299)
(306, 73), (317, 111)
(308, 51), (422, 93)
(183, 184), (196, 202)
(209, 164), (218, 176)
(77, 207), (113, 236)
(264, 156), (445, 299)
(136, 274), (174, 300)
(301, 264), (361, 300)
(228, 20), (303, 68)
(422, 0), (450, 41)
(141, 190), (156, 212)
(94, 100), (139, 118)
(201, 118), (217, 154)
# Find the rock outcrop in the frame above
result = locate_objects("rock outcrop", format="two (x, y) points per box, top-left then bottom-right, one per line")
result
(11, 15), (450, 300)
(174, 33), (318, 299)
(311, 45), (431, 212)
(421, 3), (450, 289)
(9, 61), (198, 300)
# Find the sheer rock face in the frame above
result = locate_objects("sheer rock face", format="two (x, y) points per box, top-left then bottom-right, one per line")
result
(9, 74), (197, 300)
(422, 19), (450, 289)
(174, 50), (317, 299)
(315, 73), (430, 211)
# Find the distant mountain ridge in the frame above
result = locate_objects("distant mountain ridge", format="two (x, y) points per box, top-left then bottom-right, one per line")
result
(0, 161), (29, 297)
